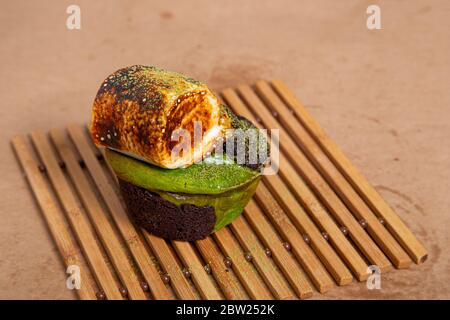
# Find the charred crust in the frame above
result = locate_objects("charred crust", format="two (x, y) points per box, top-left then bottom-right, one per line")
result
(97, 65), (168, 110)
(96, 65), (202, 111)
(118, 179), (216, 241)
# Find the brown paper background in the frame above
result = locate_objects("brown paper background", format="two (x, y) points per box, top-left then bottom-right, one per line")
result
(0, 0), (449, 299)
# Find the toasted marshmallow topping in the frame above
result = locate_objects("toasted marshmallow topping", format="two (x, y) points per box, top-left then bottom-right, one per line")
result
(91, 65), (230, 168)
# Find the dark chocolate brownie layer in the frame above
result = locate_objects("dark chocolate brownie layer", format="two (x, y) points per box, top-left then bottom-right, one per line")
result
(118, 179), (216, 241)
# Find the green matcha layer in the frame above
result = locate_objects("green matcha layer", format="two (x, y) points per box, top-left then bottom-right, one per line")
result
(106, 149), (261, 232)
(106, 149), (261, 195)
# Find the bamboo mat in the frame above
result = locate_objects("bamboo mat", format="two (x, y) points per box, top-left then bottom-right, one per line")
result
(11, 80), (427, 300)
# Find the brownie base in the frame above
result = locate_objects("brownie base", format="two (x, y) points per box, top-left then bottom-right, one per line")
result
(118, 179), (216, 241)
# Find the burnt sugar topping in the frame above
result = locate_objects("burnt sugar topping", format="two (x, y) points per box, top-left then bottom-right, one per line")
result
(91, 65), (230, 169)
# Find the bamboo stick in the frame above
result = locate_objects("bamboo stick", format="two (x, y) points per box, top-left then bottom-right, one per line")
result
(222, 89), (365, 281)
(271, 79), (427, 264)
(172, 240), (224, 300)
(242, 200), (314, 299)
(12, 136), (98, 300)
(30, 131), (123, 300)
(230, 216), (296, 300)
(50, 128), (147, 300)
(255, 80), (411, 269)
(143, 232), (197, 299)
(213, 227), (274, 299)
(255, 182), (338, 290)
(237, 85), (393, 272)
(196, 237), (249, 300)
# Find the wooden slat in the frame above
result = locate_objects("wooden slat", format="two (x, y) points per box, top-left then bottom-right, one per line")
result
(255, 80), (412, 269)
(49, 129), (147, 300)
(213, 227), (273, 299)
(172, 241), (224, 300)
(12, 136), (98, 300)
(230, 216), (296, 300)
(255, 183), (336, 291)
(263, 173), (366, 282)
(30, 131), (123, 300)
(196, 237), (249, 300)
(143, 233), (197, 299)
(236, 85), (394, 273)
(66, 124), (172, 299)
(222, 89), (362, 282)
(271, 79), (428, 264)
(243, 200), (314, 299)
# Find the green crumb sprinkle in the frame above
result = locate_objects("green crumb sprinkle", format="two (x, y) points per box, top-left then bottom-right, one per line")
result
(105, 149), (261, 195)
